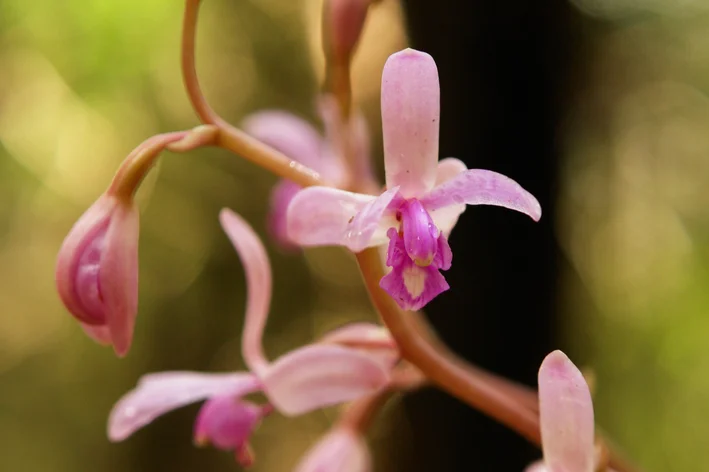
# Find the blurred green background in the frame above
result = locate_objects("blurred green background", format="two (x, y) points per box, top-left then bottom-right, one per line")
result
(0, 0), (708, 471)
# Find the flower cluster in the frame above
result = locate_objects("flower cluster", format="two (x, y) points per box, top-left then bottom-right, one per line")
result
(51, 0), (634, 470)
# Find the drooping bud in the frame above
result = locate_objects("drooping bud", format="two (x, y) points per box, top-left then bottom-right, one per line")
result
(294, 428), (372, 472)
(56, 194), (139, 357)
(322, 0), (371, 65)
(193, 395), (271, 467)
(55, 126), (218, 357)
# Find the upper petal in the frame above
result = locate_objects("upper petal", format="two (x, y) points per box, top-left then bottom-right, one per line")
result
(108, 371), (260, 442)
(261, 344), (390, 416)
(241, 110), (324, 170)
(538, 350), (595, 472)
(219, 209), (272, 375)
(422, 169), (542, 222)
(286, 187), (399, 252)
(382, 49), (440, 198)
(101, 201), (140, 357)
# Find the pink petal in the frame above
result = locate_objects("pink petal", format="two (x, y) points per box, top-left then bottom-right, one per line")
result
(261, 345), (390, 416)
(524, 461), (550, 472)
(538, 350), (595, 472)
(319, 323), (396, 351)
(286, 187), (399, 252)
(267, 180), (303, 251)
(101, 201), (140, 357)
(241, 110), (324, 170)
(381, 48), (440, 198)
(80, 323), (112, 345)
(294, 429), (372, 472)
(108, 371), (260, 442)
(422, 169), (542, 222)
(219, 209), (272, 375)
(430, 158), (467, 235)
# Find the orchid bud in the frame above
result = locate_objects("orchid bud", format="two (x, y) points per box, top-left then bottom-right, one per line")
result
(193, 395), (271, 467)
(294, 428), (372, 472)
(322, 0), (371, 65)
(55, 193), (139, 357)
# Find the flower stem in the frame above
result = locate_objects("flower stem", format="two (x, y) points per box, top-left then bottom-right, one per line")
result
(181, 0), (325, 188)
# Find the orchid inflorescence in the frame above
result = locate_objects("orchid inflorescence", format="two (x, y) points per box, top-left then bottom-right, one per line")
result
(54, 0), (638, 471)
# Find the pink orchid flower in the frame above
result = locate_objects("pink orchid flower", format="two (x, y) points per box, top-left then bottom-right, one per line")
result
(243, 95), (370, 250)
(108, 209), (397, 466)
(286, 48), (542, 311)
(294, 428), (372, 472)
(526, 350), (613, 472)
(55, 193), (139, 357)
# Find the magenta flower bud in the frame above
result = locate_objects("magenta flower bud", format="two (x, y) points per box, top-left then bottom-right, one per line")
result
(55, 193), (139, 357)
(193, 395), (270, 467)
(323, 0), (371, 64)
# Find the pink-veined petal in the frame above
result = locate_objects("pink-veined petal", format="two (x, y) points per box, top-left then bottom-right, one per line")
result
(242, 110), (324, 170)
(430, 158), (467, 235)
(422, 169), (542, 222)
(219, 209), (272, 375)
(294, 429), (372, 472)
(538, 350), (595, 472)
(261, 345), (390, 416)
(286, 187), (399, 252)
(382, 48), (440, 198)
(101, 201), (140, 357)
(108, 371), (260, 442)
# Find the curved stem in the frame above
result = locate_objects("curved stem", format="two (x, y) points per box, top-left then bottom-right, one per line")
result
(355, 247), (638, 472)
(181, 0), (325, 188)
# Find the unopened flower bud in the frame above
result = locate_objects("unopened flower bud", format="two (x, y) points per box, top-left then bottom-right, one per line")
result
(55, 194), (139, 357)
(322, 0), (371, 65)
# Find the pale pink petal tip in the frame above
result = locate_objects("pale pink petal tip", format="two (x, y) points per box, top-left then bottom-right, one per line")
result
(262, 344), (390, 416)
(193, 395), (269, 466)
(538, 350), (595, 472)
(294, 429), (372, 472)
(524, 460), (550, 472)
(422, 169), (542, 222)
(55, 194), (140, 357)
(382, 48), (440, 198)
(107, 372), (260, 442)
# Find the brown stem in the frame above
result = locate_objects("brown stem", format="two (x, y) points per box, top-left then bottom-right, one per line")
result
(338, 388), (395, 434)
(355, 247), (638, 472)
(181, 0), (325, 188)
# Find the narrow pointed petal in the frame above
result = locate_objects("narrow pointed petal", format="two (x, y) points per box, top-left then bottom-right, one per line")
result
(242, 111), (323, 169)
(101, 202), (139, 357)
(382, 49), (440, 198)
(422, 169), (542, 221)
(286, 187), (399, 252)
(262, 345), (390, 416)
(219, 209), (272, 375)
(430, 158), (467, 235)
(294, 429), (372, 472)
(538, 350), (595, 472)
(108, 372), (260, 442)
